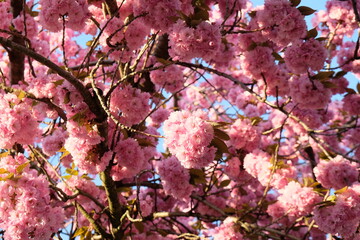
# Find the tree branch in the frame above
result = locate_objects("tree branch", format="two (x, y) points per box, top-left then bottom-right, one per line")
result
(9, 0), (25, 84)
(0, 36), (107, 121)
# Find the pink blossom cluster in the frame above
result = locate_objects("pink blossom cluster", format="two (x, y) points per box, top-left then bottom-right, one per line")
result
(132, 0), (181, 31)
(58, 175), (107, 228)
(163, 110), (216, 168)
(256, 0), (307, 46)
(314, 156), (358, 190)
(168, 21), (222, 62)
(39, 0), (90, 32)
(12, 14), (39, 39)
(110, 84), (151, 126)
(337, 41), (360, 75)
(343, 93), (360, 116)
(228, 176), (266, 209)
(99, 16), (150, 61)
(0, 92), (40, 149)
(211, 217), (244, 240)
(262, 65), (290, 97)
(218, 0), (248, 17)
(196, 192), (228, 217)
(243, 149), (296, 189)
(42, 128), (68, 156)
(313, 0), (360, 44)
(150, 65), (184, 93)
(24, 64), (59, 99)
(156, 156), (193, 200)
(0, 0), (11, 37)
(288, 75), (332, 110)
(313, 183), (360, 239)
(111, 137), (147, 180)
(0, 154), (65, 240)
(268, 181), (321, 221)
(138, 189), (155, 217)
(147, 108), (170, 127)
(240, 46), (275, 79)
(64, 120), (106, 174)
(284, 39), (327, 74)
(228, 118), (261, 152)
(288, 105), (331, 129)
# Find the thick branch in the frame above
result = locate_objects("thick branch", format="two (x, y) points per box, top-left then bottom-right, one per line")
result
(100, 170), (125, 239)
(0, 83), (67, 120)
(75, 202), (112, 239)
(9, 0), (25, 84)
(351, 0), (360, 23)
(0, 37), (107, 121)
(104, 0), (119, 17)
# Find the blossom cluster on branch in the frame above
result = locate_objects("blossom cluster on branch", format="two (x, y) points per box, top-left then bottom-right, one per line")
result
(0, 0), (359, 239)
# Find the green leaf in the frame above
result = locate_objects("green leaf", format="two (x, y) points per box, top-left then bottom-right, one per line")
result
(321, 81), (337, 89)
(15, 90), (27, 100)
(59, 147), (70, 159)
(213, 128), (230, 141)
(192, 220), (205, 230)
(62, 175), (72, 180)
(345, 88), (357, 94)
(250, 116), (262, 126)
(326, 195), (337, 202)
(223, 207), (236, 214)
(53, 79), (64, 86)
(290, 0), (301, 7)
(156, 57), (172, 65)
(315, 37), (328, 41)
(0, 168), (8, 174)
(219, 179), (231, 187)
(297, 6), (316, 16)
(73, 227), (88, 238)
(66, 168), (79, 176)
(63, 91), (71, 104)
(134, 222), (145, 233)
(137, 138), (156, 147)
(248, 11), (257, 18)
(318, 151), (336, 160)
(0, 172), (14, 181)
(334, 71), (347, 78)
(193, 8), (209, 21)
(189, 168), (207, 185)
(311, 71), (334, 80)
(209, 121), (231, 128)
(116, 187), (132, 192)
(0, 151), (9, 158)
(86, 40), (94, 47)
(272, 52), (284, 62)
(16, 162), (29, 174)
(306, 28), (318, 39)
(211, 137), (229, 154)
(247, 41), (257, 51)
(266, 144), (278, 155)
(335, 186), (348, 195)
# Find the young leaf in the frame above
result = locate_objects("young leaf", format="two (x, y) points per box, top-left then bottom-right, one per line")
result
(189, 168), (207, 185)
(16, 162), (29, 174)
(219, 179), (231, 187)
(290, 0), (301, 7)
(334, 71), (347, 78)
(214, 128), (230, 141)
(297, 6), (316, 16)
(311, 71), (334, 80)
(306, 28), (318, 39)
(211, 137), (229, 154)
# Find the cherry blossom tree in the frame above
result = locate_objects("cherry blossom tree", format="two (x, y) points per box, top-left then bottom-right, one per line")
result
(0, 0), (360, 239)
